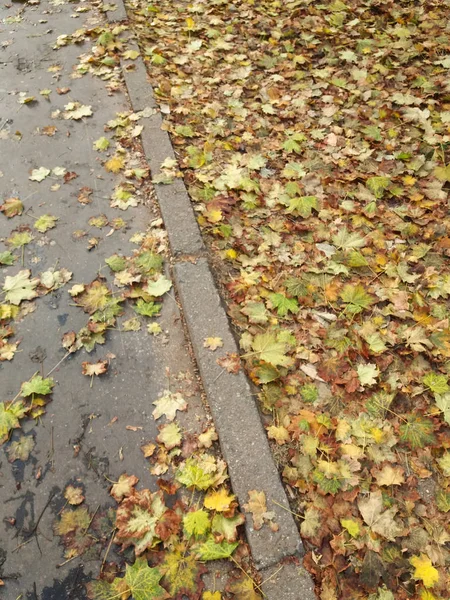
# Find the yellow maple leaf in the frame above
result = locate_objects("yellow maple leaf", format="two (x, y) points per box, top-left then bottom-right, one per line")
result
(374, 465), (405, 487)
(410, 554), (439, 588)
(204, 487), (235, 512)
(104, 156), (124, 173)
(203, 592), (221, 600)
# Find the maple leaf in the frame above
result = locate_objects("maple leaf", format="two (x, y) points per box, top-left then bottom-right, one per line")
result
(82, 360), (108, 377)
(94, 136), (110, 151)
(21, 374), (54, 396)
(29, 167), (50, 182)
(357, 491), (402, 541)
(300, 506), (321, 539)
(64, 485), (85, 505)
(357, 363), (379, 387)
(0, 197), (23, 218)
(34, 214), (58, 233)
(340, 284), (374, 314)
(3, 270), (39, 305)
(134, 299), (161, 317)
(125, 558), (169, 600)
(104, 155), (125, 173)
(366, 176), (390, 198)
(374, 465), (405, 487)
(183, 510), (211, 538)
(399, 415), (436, 449)
(162, 546), (205, 598)
(146, 275), (172, 297)
(409, 554), (439, 588)
(286, 195), (318, 218)
(243, 490), (276, 530)
(75, 281), (111, 314)
(176, 454), (228, 490)
(267, 293), (298, 317)
(56, 507), (91, 535)
(423, 372), (449, 395)
(111, 473), (139, 502)
(437, 452), (450, 476)
(157, 422), (182, 449)
(0, 251), (15, 266)
(227, 576), (262, 600)
(7, 231), (33, 248)
(250, 332), (291, 367)
(332, 229), (366, 250)
(204, 488), (235, 512)
(203, 337), (224, 351)
(6, 434), (35, 462)
(211, 513), (245, 542)
(0, 402), (27, 443)
(195, 537), (238, 561)
(63, 102), (93, 120)
(435, 394), (450, 425)
(341, 518), (360, 538)
(152, 391), (187, 421)
(115, 489), (167, 555)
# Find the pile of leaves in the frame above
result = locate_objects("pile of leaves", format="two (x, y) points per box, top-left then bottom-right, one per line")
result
(83, 460), (245, 600)
(117, 0), (450, 597)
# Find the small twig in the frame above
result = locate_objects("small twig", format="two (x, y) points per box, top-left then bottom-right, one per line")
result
(101, 527), (118, 571)
(46, 351), (70, 377)
(271, 499), (305, 521)
(260, 563), (284, 586)
(82, 504), (100, 535)
(229, 555), (267, 598)
(57, 555), (78, 569)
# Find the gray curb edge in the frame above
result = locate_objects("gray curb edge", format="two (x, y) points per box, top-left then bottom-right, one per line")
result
(105, 1), (316, 593)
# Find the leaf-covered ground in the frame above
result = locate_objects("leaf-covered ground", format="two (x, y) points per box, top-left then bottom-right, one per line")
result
(119, 0), (450, 597)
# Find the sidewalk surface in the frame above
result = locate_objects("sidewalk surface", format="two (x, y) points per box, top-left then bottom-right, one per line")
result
(0, 0), (314, 599)
(0, 1), (211, 596)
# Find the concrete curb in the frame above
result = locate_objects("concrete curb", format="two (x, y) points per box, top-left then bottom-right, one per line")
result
(104, 1), (316, 595)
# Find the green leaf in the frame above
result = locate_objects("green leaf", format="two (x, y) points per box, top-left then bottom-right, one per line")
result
(251, 332), (292, 367)
(399, 415), (436, 449)
(134, 299), (161, 318)
(341, 518), (360, 538)
(21, 374), (54, 397)
(366, 176), (390, 198)
(34, 214), (58, 233)
(241, 301), (269, 324)
(125, 558), (168, 600)
(7, 231), (33, 248)
(105, 254), (127, 272)
(175, 125), (195, 137)
(93, 136), (110, 151)
(146, 275), (172, 297)
(340, 284), (374, 314)
(3, 270), (39, 305)
(183, 510), (211, 537)
(282, 161), (306, 179)
(436, 489), (450, 513)
(286, 195), (318, 218)
(176, 460), (216, 491)
(332, 229), (366, 249)
(0, 251), (15, 266)
(134, 251), (163, 274)
(423, 372), (449, 395)
(435, 393), (450, 425)
(211, 513), (245, 542)
(195, 537), (238, 561)
(267, 293), (298, 317)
